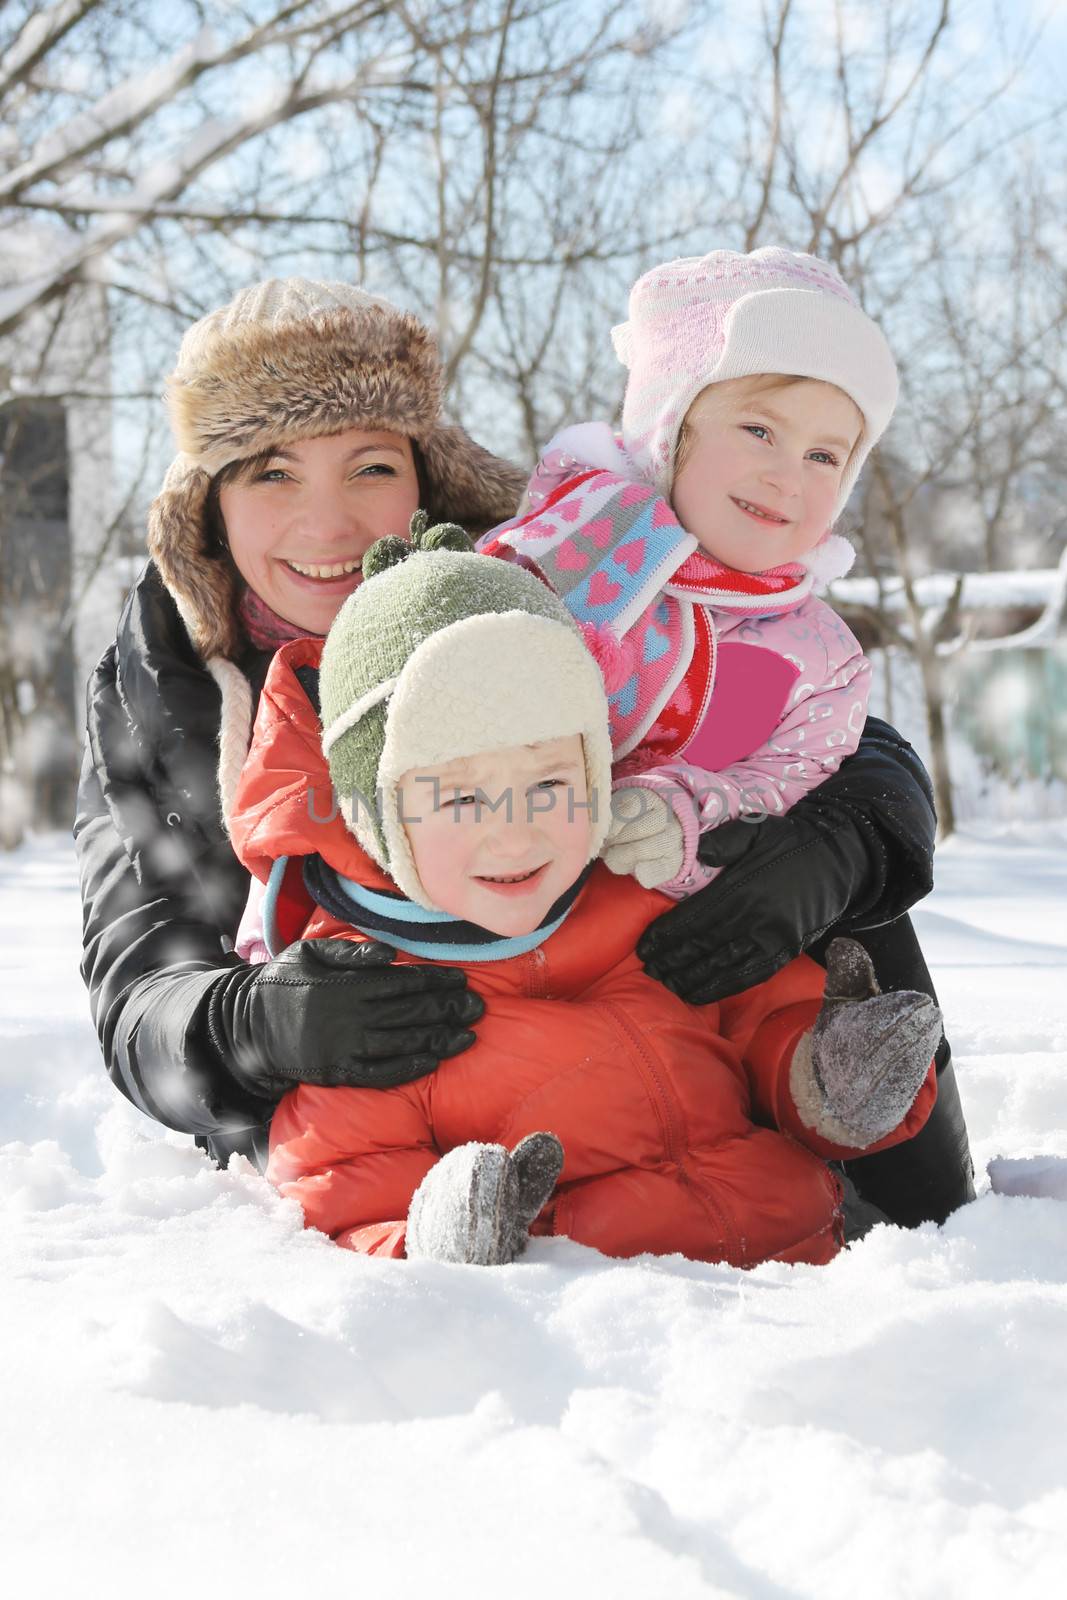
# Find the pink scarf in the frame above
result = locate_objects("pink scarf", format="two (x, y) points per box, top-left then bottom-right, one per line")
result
(238, 588), (324, 651)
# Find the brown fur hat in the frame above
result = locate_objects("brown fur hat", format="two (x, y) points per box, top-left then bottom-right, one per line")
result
(147, 279), (525, 662)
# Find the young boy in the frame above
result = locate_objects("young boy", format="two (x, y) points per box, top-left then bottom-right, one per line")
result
(481, 246), (895, 896)
(229, 520), (940, 1267)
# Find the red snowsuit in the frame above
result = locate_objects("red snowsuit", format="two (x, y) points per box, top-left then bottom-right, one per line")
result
(231, 640), (936, 1266)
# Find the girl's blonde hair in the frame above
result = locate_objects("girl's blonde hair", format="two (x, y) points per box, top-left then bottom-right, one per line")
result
(673, 373), (864, 483)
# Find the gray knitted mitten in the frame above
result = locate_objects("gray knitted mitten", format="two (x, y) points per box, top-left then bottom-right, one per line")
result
(406, 1132), (564, 1265)
(791, 937), (942, 1149)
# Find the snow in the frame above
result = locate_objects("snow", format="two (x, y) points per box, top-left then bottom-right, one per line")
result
(989, 1155), (1067, 1200)
(2, 30), (221, 202)
(830, 565), (1064, 617)
(3, 827), (1067, 1597)
(0, 0), (96, 90)
(0, 12), (377, 340)
(831, 550), (1067, 656)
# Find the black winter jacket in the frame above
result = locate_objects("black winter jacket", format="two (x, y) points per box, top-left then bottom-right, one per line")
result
(74, 562), (972, 1217)
(75, 564), (277, 1168)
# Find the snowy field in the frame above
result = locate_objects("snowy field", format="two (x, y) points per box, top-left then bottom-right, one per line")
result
(3, 828), (1067, 1598)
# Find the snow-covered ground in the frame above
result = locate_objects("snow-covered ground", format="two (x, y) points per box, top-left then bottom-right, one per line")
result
(3, 828), (1067, 1598)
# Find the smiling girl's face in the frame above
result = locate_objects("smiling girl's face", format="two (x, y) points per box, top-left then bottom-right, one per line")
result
(217, 427), (421, 634)
(670, 376), (863, 572)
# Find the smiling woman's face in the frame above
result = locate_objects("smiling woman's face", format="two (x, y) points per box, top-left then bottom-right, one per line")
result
(218, 427), (421, 634)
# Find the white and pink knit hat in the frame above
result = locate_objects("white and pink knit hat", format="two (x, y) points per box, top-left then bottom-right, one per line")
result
(613, 246), (898, 519)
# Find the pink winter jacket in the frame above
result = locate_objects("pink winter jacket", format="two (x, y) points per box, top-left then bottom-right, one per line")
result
(481, 434), (870, 898)
(613, 593), (870, 896)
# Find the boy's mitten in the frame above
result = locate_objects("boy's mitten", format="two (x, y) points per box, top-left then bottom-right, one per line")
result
(791, 937), (941, 1149)
(406, 1132), (564, 1265)
(602, 787), (685, 889)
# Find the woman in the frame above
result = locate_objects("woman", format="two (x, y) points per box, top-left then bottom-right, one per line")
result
(74, 275), (973, 1225)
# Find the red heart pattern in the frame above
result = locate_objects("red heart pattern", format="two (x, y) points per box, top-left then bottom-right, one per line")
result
(587, 569), (622, 607)
(585, 517), (615, 550)
(614, 539), (646, 575)
(618, 483), (649, 508)
(554, 540), (589, 572)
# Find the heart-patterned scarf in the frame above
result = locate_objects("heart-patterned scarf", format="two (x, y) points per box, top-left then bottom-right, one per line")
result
(481, 469), (811, 761)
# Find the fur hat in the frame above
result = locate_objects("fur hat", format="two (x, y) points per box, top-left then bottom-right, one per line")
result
(319, 518), (614, 910)
(613, 246), (898, 517)
(147, 277), (525, 662)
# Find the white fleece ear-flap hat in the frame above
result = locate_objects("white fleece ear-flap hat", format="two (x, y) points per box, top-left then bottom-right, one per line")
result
(319, 531), (613, 909)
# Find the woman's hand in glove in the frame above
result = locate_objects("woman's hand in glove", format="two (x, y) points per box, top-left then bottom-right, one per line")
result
(637, 805), (875, 1003)
(637, 717), (937, 1005)
(207, 938), (485, 1099)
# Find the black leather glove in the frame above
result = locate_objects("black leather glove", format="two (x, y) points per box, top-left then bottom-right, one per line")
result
(207, 938), (485, 1098)
(637, 807), (873, 1003)
(637, 717), (936, 1005)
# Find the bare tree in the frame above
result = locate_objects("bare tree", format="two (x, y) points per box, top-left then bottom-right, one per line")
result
(1, 2), (695, 386)
(0, 0), (705, 842)
(664, 0), (1067, 837)
(3, 0), (1066, 845)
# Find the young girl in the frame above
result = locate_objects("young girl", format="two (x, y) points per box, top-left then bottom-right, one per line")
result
(229, 521), (940, 1267)
(481, 246), (896, 896)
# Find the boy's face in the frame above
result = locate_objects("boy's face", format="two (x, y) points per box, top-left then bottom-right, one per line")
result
(671, 377), (863, 571)
(398, 735), (593, 937)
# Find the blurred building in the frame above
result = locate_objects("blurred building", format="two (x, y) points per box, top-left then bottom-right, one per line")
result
(1, 226), (120, 834)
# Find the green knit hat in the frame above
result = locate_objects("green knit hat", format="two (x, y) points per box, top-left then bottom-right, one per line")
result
(319, 514), (614, 908)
